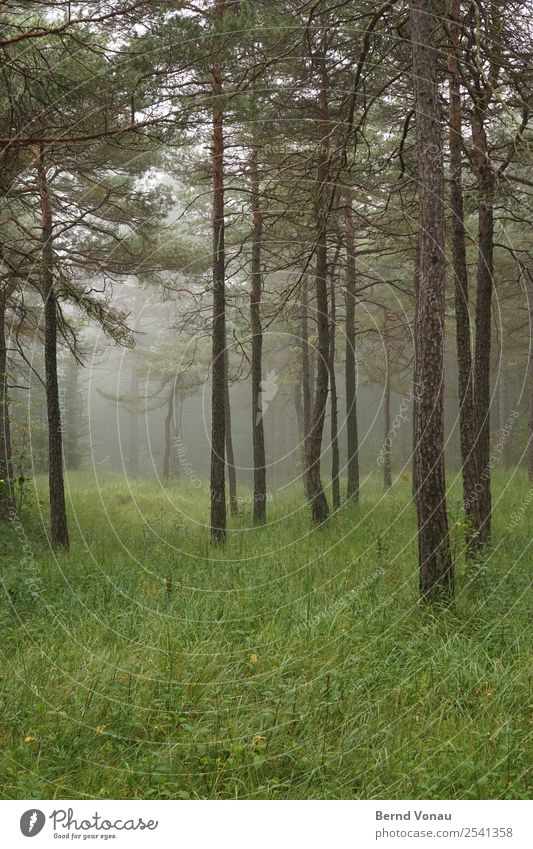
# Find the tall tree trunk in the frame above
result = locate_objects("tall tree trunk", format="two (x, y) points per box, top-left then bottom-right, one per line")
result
(412, 236), (420, 499)
(0, 282), (14, 519)
(329, 273), (340, 509)
(301, 271), (313, 495)
(448, 0), (480, 545)
(210, 0), (227, 542)
(163, 380), (175, 480)
(305, 31), (330, 525)
(36, 145), (69, 550)
(127, 358), (140, 477)
(250, 146), (266, 523)
(344, 195), (360, 502)
(410, 0), (453, 600)
(127, 289), (141, 477)
(294, 379), (304, 476)
(528, 277), (533, 484)
(170, 389), (183, 479)
(383, 310), (392, 490)
(471, 104), (494, 544)
(225, 349), (238, 517)
(498, 340), (510, 469)
(64, 354), (81, 471)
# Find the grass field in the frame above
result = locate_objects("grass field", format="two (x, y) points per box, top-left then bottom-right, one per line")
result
(0, 471), (531, 799)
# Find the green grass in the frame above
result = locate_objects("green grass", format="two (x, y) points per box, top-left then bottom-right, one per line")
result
(0, 470), (531, 799)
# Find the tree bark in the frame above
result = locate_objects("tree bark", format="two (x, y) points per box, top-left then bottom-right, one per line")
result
(412, 236), (420, 499)
(163, 380), (175, 480)
(528, 277), (533, 484)
(499, 342), (510, 470)
(305, 32), (330, 525)
(127, 358), (140, 477)
(64, 355), (81, 471)
(410, 0), (453, 600)
(250, 146), (266, 523)
(344, 195), (360, 502)
(301, 272), (312, 494)
(294, 379), (304, 477)
(225, 349), (238, 517)
(471, 104), (494, 544)
(329, 273), (340, 509)
(170, 389), (183, 479)
(0, 281), (14, 519)
(36, 145), (69, 550)
(447, 0), (480, 545)
(210, 0), (227, 542)
(383, 310), (392, 490)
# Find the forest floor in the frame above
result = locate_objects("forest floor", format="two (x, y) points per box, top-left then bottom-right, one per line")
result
(0, 471), (531, 799)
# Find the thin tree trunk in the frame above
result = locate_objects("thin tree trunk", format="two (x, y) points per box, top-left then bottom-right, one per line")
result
(250, 146), (266, 523)
(210, 0), (227, 542)
(225, 349), (238, 517)
(383, 310), (392, 490)
(36, 145), (69, 550)
(412, 236), (420, 499)
(163, 381), (175, 480)
(499, 340), (510, 469)
(0, 282), (14, 519)
(294, 380), (304, 476)
(410, 0), (453, 600)
(126, 289), (142, 478)
(301, 271), (312, 494)
(329, 273), (340, 509)
(170, 389), (183, 479)
(448, 0), (480, 545)
(471, 104), (494, 544)
(128, 358), (140, 477)
(64, 354), (81, 471)
(529, 281), (533, 483)
(305, 29), (330, 525)
(344, 194), (360, 502)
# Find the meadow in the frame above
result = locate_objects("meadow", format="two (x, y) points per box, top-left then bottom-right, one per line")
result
(0, 471), (531, 799)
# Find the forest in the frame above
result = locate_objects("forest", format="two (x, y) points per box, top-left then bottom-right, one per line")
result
(0, 0), (531, 800)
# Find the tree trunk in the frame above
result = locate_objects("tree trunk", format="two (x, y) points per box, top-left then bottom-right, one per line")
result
(383, 310), (392, 490)
(305, 32), (330, 525)
(210, 0), (227, 542)
(344, 195), (360, 502)
(499, 341), (510, 470)
(529, 282), (533, 483)
(170, 389), (183, 479)
(412, 236), (420, 499)
(301, 272), (313, 494)
(294, 379), (304, 477)
(529, 376), (533, 483)
(527, 281), (533, 483)
(448, 0), (480, 545)
(250, 146), (267, 523)
(163, 381), (175, 480)
(329, 274), (340, 509)
(127, 359), (140, 477)
(225, 350), (238, 517)
(471, 105), (494, 544)
(64, 355), (81, 471)
(410, 0), (453, 600)
(37, 145), (69, 550)
(0, 282), (14, 519)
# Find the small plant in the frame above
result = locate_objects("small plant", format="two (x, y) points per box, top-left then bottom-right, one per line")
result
(0, 557), (42, 613)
